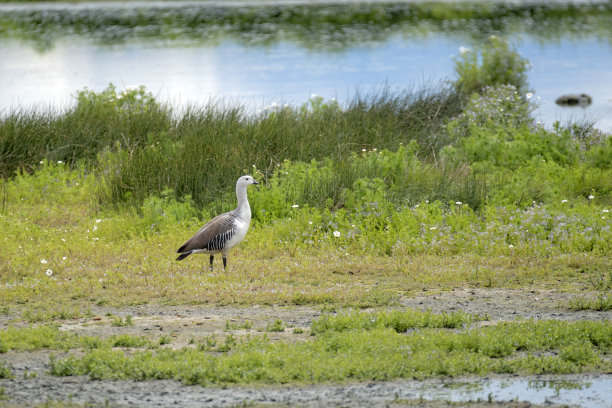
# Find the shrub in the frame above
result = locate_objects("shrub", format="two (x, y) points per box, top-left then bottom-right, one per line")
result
(453, 36), (531, 96)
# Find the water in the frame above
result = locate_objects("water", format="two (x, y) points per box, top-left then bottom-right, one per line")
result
(419, 376), (612, 407)
(1, 1), (612, 131)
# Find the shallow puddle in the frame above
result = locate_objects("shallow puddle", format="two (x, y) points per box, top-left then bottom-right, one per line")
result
(425, 376), (612, 407)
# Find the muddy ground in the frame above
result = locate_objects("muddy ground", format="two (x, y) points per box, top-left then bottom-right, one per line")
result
(1, 288), (611, 407)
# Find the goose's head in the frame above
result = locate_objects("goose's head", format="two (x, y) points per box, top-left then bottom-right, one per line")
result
(237, 175), (259, 189)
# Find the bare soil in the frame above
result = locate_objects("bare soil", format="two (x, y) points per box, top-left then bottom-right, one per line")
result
(1, 288), (610, 407)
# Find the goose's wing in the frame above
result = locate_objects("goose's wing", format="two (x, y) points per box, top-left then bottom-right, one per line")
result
(177, 211), (236, 253)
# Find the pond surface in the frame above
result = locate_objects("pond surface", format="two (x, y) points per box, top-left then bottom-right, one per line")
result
(1, 0), (612, 131)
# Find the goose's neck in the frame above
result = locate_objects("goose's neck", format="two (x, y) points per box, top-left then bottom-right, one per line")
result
(235, 183), (251, 221)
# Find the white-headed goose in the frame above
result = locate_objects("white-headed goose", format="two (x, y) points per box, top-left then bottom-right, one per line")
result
(176, 175), (259, 270)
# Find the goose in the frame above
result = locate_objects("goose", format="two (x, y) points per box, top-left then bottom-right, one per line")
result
(176, 175), (259, 270)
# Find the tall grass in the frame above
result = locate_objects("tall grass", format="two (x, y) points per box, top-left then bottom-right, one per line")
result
(0, 85), (172, 177)
(2, 84), (464, 210)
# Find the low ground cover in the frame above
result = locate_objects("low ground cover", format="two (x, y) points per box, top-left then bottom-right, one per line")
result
(1, 311), (610, 385)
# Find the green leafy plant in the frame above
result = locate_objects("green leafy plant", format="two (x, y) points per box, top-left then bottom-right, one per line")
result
(453, 36), (531, 96)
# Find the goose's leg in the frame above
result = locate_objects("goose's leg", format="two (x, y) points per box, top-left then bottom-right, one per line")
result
(222, 249), (229, 272)
(209, 255), (214, 271)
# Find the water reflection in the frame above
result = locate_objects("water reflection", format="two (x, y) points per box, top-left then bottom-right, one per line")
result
(2, 0), (612, 50)
(430, 376), (612, 407)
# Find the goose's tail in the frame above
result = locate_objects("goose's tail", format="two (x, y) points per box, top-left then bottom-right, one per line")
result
(176, 251), (193, 261)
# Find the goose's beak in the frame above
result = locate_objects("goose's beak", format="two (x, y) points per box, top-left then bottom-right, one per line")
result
(253, 179), (260, 190)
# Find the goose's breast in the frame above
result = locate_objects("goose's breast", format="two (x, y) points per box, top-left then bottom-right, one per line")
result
(225, 219), (249, 249)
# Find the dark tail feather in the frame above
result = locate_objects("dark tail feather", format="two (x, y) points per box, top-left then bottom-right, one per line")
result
(176, 251), (193, 261)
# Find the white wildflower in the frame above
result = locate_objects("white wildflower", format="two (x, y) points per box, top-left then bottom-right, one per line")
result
(57, 160), (64, 164)
(40, 259), (47, 264)
(95, 219), (102, 223)
(333, 231), (341, 237)
(455, 201), (462, 205)
(509, 244), (514, 248)
(603, 209), (609, 213)
(62, 256), (67, 260)
(292, 204), (299, 208)
(525, 93), (533, 100)
(46, 269), (53, 276)
(459, 46), (470, 54)
(430, 227), (437, 230)
(562, 199), (568, 203)
(588, 195), (594, 200)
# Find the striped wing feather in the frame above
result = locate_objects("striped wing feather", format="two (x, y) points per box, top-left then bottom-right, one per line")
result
(177, 211), (236, 253)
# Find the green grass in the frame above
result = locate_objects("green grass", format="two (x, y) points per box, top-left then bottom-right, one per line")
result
(109, 315), (134, 327)
(21, 307), (93, 323)
(264, 319), (286, 333)
(226, 320), (253, 331)
(311, 309), (481, 334)
(1, 85), (463, 211)
(0, 362), (11, 379)
(5, 313), (607, 385)
(0, 152), (610, 309)
(47, 318), (612, 384)
(567, 294), (612, 311)
(0, 325), (152, 353)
